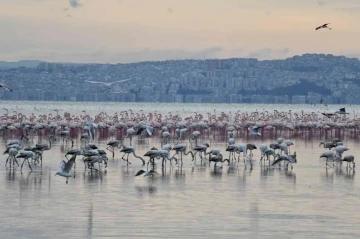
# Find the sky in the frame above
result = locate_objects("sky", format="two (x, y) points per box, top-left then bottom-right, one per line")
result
(1, 0), (360, 63)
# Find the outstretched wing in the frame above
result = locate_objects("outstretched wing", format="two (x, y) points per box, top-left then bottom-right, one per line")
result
(146, 126), (153, 136)
(271, 158), (284, 166)
(135, 169), (146, 176)
(0, 84), (13, 92)
(136, 127), (145, 135)
(108, 79), (132, 85)
(63, 155), (76, 173)
(85, 80), (107, 85)
(59, 160), (67, 172)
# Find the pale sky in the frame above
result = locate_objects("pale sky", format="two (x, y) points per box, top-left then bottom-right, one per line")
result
(1, 0), (360, 63)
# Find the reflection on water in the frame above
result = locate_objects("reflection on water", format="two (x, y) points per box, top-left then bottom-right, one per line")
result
(0, 130), (360, 238)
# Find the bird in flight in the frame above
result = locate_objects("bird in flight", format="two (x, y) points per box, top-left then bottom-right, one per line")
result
(0, 83), (12, 92)
(248, 126), (262, 136)
(316, 23), (331, 31)
(85, 78), (132, 87)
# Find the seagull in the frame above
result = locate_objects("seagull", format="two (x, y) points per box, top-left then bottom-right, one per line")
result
(316, 23), (331, 30)
(136, 124), (154, 136)
(55, 155), (76, 184)
(135, 169), (158, 177)
(0, 83), (12, 92)
(85, 78), (132, 87)
(248, 126), (261, 136)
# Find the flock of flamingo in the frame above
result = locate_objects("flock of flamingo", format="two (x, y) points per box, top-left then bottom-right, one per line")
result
(0, 107), (357, 184)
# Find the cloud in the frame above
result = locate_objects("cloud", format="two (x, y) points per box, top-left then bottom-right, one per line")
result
(167, 7), (173, 13)
(248, 48), (272, 58)
(69, 0), (82, 8)
(63, 8), (69, 11)
(276, 48), (290, 55)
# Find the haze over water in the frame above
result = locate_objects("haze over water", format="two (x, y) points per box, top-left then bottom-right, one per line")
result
(0, 101), (359, 238)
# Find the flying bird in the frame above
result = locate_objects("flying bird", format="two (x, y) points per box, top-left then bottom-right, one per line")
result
(335, 108), (349, 115)
(248, 126), (262, 136)
(316, 23), (331, 30)
(84, 78), (132, 87)
(135, 169), (158, 177)
(0, 83), (12, 92)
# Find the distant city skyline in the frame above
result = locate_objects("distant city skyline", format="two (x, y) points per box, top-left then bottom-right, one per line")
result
(1, 0), (360, 63)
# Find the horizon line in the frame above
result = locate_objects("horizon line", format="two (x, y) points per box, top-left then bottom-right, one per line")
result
(1, 52), (359, 66)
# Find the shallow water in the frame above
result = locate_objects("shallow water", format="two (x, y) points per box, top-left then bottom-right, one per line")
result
(0, 101), (360, 238)
(0, 134), (360, 238)
(1, 100), (360, 117)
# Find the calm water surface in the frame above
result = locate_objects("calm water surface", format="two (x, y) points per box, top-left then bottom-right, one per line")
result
(0, 102), (359, 238)
(1, 100), (360, 117)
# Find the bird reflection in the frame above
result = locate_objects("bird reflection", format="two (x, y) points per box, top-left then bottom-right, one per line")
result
(284, 170), (296, 185)
(174, 168), (185, 180)
(260, 165), (275, 179)
(87, 202), (93, 239)
(227, 164), (238, 175)
(210, 167), (222, 178)
(83, 170), (106, 183)
(343, 168), (355, 180)
(6, 169), (16, 182)
(135, 185), (157, 196)
(321, 168), (334, 185)
(121, 166), (132, 181)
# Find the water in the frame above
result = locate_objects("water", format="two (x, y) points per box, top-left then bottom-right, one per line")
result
(1, 100), (360, 117)
(0, 102), (360, 238)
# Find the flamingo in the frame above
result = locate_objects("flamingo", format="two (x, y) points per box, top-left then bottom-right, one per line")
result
(246, 144), (257, 157)
(319, 141), (336, 150)
(209, 154), (229, 168)
(106, 140), (123, 157)
(84, 155), (108, 171)
(172, 143), (194, 166)
(5, 148), (19, 168)
(16, 151), (35, 171)
(272, 153), (297, 170)
(320, 150), (336, 167)
(192, 142), (210, 162)
(341, 155), (355, 170)
(120, 146), (145, 166)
